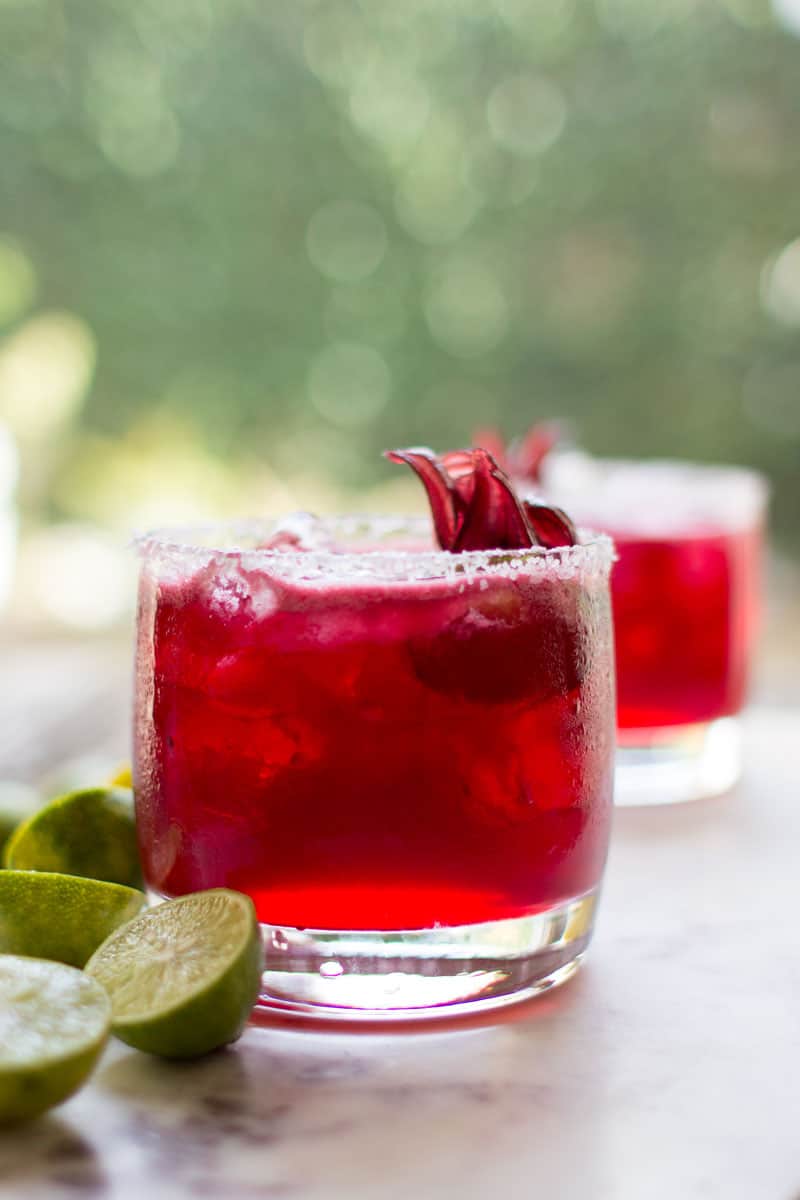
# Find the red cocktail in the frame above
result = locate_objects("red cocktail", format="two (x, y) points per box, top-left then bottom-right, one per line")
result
(133, 514), (615, 1018)
(612, 524), (761, 733)
(539, 455), (767, 803)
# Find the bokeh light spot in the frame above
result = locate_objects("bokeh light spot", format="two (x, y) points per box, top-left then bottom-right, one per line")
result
(771, 0), (800, 35)
(487, 74), (566, 157)
(424, 259), (509, 357)
(395, 118), (481, 244)
(26, 525), (134, 631)
(395, 174), (479, 244)
(304, 8), (373, 89)
(84, 48), (181, 177)
(0, 313), (96, 440)
(306, 202), (387, 283)
(95, 107), (180, 178)
(53, 417), (246, 532)
(309, 342), (391, 428)
(761, 239), (800, 326)
(0, 238), (37, 327)
(349, 66), (430, 157)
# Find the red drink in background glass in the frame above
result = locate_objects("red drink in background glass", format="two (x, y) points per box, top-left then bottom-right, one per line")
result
(611, 523), (762, 735)
(535, 457), (768, 804)
(133, 517), (615, 1018)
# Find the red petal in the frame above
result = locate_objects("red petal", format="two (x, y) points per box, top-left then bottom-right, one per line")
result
(522, 501), (577, 549)
(384, 449), (459, 549)
(451, 449), (536, 552)
(439, 449), (481, 521)
(508, 422), (562, 484)
(470, 427), (508, 470)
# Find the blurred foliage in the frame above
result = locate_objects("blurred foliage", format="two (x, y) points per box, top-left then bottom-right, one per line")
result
(0, 0), (799, 549)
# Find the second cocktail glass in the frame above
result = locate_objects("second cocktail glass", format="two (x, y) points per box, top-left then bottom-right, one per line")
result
(540, 454), (768, 804)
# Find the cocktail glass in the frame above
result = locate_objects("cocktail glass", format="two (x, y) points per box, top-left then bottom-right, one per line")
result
(133, 516), (615, 1020)
(539, 455), (768, 805)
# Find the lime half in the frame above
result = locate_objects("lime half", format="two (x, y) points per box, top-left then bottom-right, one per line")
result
(86, 890), (263, 1059)
(0, 956), (110, 1124)
(0, 871), (146, 968)
(4, 786), (142, 889)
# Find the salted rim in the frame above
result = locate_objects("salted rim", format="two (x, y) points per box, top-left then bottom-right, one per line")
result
(132, 515), (615, 584)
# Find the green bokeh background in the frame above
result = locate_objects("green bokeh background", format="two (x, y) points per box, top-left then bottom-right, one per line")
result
(1, 0), (798, 556)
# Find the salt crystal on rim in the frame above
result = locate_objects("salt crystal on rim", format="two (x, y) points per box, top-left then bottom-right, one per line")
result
(133, 516), (615, 588)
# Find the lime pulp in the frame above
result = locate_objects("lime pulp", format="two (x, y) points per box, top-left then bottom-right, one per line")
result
(0, 956), (110, 1124)
(86, 889), (264, 1059)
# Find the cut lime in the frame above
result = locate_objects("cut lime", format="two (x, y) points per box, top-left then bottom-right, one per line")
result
(0, 956), (110, 1124)
(108, 764), (133, 789)
(0, 871), (146, 968)
(4, 786), (142, 889)
(85, 890), (263, 1059)
(0, 783), (41, 857)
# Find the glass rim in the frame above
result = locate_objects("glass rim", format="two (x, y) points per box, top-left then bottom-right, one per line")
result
(537, 454), (770, 500)
(132, 515), (615, 584)
(531, 454), (769, 534)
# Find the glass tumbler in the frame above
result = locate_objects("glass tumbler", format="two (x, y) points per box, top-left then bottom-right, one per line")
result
(538, 456), (768, 805)
(133, 517), (616, 1020)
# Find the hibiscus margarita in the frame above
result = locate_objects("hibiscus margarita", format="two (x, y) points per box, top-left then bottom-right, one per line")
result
(505, 435), (767, 804)
(134, 450), (615, 1018)
(610, 516), (761, 735)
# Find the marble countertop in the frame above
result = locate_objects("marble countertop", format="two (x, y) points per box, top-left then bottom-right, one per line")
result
(1, 706), (799, 1200)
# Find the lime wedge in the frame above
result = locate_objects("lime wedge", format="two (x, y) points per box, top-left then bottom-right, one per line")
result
(0, 783), (41, 857)
(85, 890), (263, 1059)
(0, 871), (146, 968)
(4, 786), (142, 889)
(108, 764), (133, 789)
(0, 956), (110, 1124)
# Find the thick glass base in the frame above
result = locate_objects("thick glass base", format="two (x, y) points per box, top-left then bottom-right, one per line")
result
(615, 716), (741, 806)
(254, 889), (597, 1022)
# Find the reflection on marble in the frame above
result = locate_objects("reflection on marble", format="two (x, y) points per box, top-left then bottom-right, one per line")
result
(0, 709), (799, 1199)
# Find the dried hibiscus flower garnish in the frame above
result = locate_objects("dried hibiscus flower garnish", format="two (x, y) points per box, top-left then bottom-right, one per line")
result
(472, 421), (563, 485)
(385, 446), (577, 551)
(507, 421), (562, 485)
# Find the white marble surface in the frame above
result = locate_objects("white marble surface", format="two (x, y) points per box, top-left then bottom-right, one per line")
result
(1, 707), (799, 1200)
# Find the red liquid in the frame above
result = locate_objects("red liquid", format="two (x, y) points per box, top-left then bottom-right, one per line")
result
(611, 523), (762, 734)
(135, 555), (614, 931)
